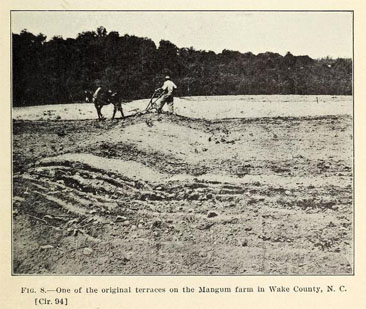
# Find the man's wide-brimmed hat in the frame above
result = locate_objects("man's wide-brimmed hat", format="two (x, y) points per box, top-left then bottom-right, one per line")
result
(165, 75), (170, 80)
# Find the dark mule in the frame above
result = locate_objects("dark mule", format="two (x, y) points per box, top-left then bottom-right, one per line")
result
(85, 89), (125, 120)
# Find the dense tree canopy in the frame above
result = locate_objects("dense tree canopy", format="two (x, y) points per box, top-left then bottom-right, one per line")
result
(12, 27), (352, 106)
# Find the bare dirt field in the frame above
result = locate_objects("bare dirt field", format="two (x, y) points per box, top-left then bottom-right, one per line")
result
(12, 96), (353, 275)
(12, 95), (352, 121)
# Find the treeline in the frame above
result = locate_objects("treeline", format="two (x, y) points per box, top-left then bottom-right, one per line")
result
(12, 27), (352, 106)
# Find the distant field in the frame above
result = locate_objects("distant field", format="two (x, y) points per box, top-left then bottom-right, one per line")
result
(12, 95), (352, 121)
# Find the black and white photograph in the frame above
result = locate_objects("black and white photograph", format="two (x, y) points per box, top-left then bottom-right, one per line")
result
(11, 11), (353, 275)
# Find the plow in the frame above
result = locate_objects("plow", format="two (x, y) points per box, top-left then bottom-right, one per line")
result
(144, 88), (165, 113)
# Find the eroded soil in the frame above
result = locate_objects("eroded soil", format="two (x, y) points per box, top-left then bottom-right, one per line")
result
(12, 113), (353, 274)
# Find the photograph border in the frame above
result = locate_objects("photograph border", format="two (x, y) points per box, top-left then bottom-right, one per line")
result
(10, 9), (355, 277)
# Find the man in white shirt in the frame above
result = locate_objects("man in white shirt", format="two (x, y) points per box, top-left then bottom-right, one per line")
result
(157, 76), (177, 114)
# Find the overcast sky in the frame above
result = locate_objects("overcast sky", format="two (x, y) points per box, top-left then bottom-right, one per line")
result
(12, 11), (352, 59)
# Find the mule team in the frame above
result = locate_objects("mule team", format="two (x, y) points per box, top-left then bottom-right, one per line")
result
(87, 76), (177, 120)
